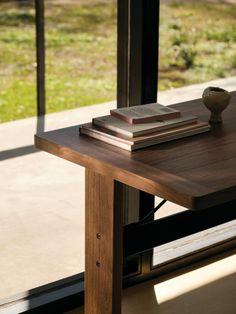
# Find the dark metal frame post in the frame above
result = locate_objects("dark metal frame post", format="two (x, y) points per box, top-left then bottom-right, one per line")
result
(117, 0), (160, 276)
(35, 0), (45, 116)
(117, 0), (159, 107)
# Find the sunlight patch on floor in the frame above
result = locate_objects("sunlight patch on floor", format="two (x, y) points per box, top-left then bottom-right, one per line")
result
(154, 254), (236, 304)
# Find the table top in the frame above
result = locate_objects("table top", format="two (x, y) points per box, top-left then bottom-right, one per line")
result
(35, 91), (236, 210)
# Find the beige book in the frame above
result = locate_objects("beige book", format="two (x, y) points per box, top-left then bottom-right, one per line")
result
(93, 114), (197, 138)
(79, 121), (210, 151)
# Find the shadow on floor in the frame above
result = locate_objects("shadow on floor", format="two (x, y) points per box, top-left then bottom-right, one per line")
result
(0, 115), (45, 161)
(0, 145), (39, 161)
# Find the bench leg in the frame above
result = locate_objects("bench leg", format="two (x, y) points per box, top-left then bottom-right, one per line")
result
(85, 169), (123, 314)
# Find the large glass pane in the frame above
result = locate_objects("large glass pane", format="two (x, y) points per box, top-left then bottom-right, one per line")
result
(0, 0), (116, 303)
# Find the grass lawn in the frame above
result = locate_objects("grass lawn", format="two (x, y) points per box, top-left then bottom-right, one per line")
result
(0, 0), (236, 122)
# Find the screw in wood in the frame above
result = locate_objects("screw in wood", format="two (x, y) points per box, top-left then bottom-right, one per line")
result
(96, 233), (101, 239)
(96, 261), (100, 267)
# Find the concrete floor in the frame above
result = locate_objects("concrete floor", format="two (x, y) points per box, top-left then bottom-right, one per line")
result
(1, 77), (236, 305)
(67, 250), (236, 314)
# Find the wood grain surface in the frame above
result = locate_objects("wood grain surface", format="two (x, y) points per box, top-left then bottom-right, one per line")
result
(85, 170), (123, 314)
(35, 92), (236, 210)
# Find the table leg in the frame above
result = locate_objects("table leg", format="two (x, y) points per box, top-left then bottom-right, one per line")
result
(85, 169), (123, 314)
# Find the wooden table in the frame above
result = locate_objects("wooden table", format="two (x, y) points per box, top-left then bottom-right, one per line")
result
(35, 92), (236, 314)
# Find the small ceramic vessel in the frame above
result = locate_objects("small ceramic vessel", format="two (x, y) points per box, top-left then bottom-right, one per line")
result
(202, 87), (231, 123)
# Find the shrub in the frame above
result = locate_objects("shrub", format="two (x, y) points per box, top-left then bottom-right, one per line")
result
(179, 45), (197, 69)
(172, 32), (188, 46)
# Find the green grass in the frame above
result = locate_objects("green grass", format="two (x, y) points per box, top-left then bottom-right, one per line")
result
(0, 0), (236, 122)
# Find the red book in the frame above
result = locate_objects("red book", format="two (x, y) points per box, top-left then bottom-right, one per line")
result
(110, 103), (181, 124)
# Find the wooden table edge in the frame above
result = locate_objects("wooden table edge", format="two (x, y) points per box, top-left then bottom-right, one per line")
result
(35, 134), (227, 210)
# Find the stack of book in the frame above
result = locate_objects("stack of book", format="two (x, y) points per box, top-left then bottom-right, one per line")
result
(79, 103), (210, 151)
